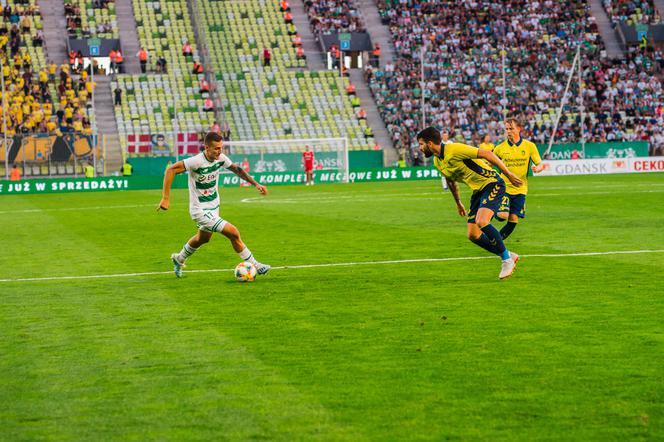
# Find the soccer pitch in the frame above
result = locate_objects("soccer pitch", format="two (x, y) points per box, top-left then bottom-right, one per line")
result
(2, 173), (663, 440)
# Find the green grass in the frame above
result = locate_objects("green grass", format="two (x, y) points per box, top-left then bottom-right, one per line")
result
(1, 173), (663, 441)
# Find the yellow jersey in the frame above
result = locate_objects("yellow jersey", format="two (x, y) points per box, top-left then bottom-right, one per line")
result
(493, 138), (541, 195)
(433, 142), (500, 193)
(479, 142), (494, 151)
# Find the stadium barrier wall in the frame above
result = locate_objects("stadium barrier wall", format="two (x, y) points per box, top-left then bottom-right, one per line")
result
(545, 141), (649, 160)
(0, 166), (438, 195)
(539, 156), (664, 176)
(2, 157), (663, 195)
(128, 151), (383, 176)
(124, 142), (647, 175)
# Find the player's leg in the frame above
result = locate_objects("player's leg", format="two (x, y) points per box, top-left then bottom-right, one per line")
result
(500, 195), (525, 240)
(466, 193), (500, 254)
(467, 222), (499, 254)
(500, 214), (519, 239)
(476, 207), (518, 279)
(475, 182), (518, 278)
(495, 195), (510, 222)
(441, 176), (448, 191)
(221, 222), (271, 275)
(171, 229), (213, 278)
(474, 208), (510, 260)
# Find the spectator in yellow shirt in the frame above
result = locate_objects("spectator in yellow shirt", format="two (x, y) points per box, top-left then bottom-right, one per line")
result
(39, 69), (48, 86)
(64, 106), (74, 123)
(21, 52), (31, 69)
(21, 15), (32, 32)
(33, 109), (44, 124)
(48, 62), (57, 81)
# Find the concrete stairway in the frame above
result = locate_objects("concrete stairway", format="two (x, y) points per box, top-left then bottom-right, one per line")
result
(292, 1), (326, 70)
(349, 70), (396, 165)
(93, 76), (124, 175)
(115, 0), (142, 74)
(40, 0), (68, 64)
(356, 0), (393, 68)
(589, 0), (625, 58)
(654, 0), (664, 20)
(350, 0), (398, 162)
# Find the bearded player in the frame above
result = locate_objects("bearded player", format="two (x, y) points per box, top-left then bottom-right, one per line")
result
(417, 127), (523, 279)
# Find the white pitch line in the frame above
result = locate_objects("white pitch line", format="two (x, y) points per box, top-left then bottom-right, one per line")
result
(1, 249), (663, 283)
(533, 189), (664, 197)
(2, 187), (662, 212)
(3, 183), (663, 213)
(240, 188), (664, 204)
(0, 203), (155, 214)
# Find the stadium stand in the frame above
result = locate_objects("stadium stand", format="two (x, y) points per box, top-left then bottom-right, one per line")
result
(369, 0), (663, 160)
(198, 0), (374, 150)
(200, 0), (305, 72)
(602, 0), (661, 25)
(218, 69), (371, 146)
(1, 0), (95, 137)
(111, 0), (214, 154)
(65, 0), (118, 39)
(302, 0), (367, 35)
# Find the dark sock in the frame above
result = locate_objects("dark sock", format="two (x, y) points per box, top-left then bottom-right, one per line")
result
(500, 221), (518, 240)
(470, 233), (498, 254)
(480, 224), (510, 260)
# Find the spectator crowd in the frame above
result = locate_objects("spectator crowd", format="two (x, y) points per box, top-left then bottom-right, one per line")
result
(65, 0), (117, 39)
(602, 0), (661, 25)
(303, 0), (366, 35)
(367, 0), (663, 161)
(1, 1), (95, 137)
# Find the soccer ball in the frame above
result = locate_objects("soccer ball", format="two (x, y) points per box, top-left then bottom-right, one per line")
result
(234, 261), (257, 282)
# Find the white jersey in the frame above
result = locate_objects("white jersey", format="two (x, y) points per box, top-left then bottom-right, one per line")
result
(183, 152), (233, 216)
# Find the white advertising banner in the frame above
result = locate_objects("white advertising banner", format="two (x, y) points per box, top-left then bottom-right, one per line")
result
(629, 158), (664, 173)
(539, 156), (664, 176)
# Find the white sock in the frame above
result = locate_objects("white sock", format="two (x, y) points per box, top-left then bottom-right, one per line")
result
(177, 243), (198, 263)
(238, 247), (258, 265)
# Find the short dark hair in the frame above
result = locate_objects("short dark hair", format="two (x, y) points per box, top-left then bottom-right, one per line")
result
(204, 131), (223, 146)
(416, 126), (441, 145)
(505, 115), (522, 128)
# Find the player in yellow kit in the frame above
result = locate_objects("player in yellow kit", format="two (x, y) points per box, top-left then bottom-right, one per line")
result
(479, 134), (494, 151)
(492, 116), (545, 239)
(417, 127), (523, 280)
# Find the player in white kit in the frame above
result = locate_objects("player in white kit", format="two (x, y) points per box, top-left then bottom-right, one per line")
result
(158, 132), (270, 278)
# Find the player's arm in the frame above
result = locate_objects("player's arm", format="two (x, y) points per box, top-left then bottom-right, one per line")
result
(158, 161), (186, 211)
(477, 149), (523, 187)
(228, 163), (268, 195)
(446, 179), (466, 217)
(530, 144), (545, 173)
